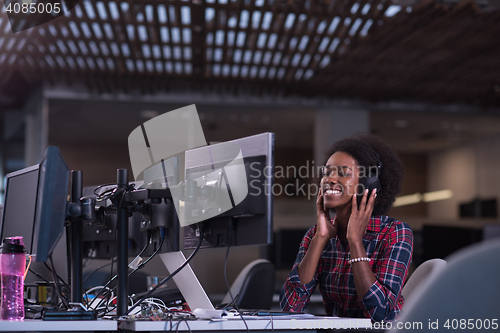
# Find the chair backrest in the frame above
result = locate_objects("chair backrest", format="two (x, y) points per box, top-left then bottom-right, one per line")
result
(483, 224), (500, 240)
(222, 259), (276, 310)
(395, 239), (500, 332)
(402, 258), (447, 302)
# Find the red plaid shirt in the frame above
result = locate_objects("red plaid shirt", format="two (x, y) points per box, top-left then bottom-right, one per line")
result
(279, 215), (413, 322)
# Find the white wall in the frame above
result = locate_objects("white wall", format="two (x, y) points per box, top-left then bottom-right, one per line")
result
(427, 136), (500, 221)
(476, 137), (500, 199)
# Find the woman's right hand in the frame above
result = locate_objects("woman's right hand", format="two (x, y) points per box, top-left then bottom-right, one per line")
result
(314, 190), (338, 241)
(298, 189), (338, 285)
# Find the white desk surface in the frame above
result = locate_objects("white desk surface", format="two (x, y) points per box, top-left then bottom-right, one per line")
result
(118, 316), (373, 332)
(0, 316), (373, 332)
(0, 319), (117, 332)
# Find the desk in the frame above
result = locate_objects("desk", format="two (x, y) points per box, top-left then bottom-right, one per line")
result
(0, 317), (375, 333)
(118, 316), (373, 333)
(0, 319), (116, 332)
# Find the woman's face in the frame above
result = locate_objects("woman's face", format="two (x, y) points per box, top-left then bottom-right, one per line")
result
(320, 152), (360, 209)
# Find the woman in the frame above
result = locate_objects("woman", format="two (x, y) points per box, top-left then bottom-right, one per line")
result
(279, 133), (413, 322)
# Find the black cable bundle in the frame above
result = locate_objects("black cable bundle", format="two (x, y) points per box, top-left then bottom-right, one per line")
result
(124, 223), (206, 317)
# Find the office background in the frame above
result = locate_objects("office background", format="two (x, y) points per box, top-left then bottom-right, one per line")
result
(1, 0), (500, 305)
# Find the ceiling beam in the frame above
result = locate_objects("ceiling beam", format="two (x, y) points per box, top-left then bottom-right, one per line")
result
(44, 84), (500, 115)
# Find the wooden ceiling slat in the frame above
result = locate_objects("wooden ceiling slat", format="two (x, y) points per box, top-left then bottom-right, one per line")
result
(265, 1), (304, 86)
(164, 1), (177, 75)
(204, 4), (214, 78)
(281, 0), (320, 92)
(227, 0), (247, 81)
(66, 17), (89, 62)
(220, 7), (231, 66)
(117, 0), (138, 74)
(0, 14), (9, 34)
(212, 4), (226, 95)
(207, 3), (222, 81)
(98, 2), (124, 75)
(258, 0), (285, 82)
(377, 2), (482, 98)
(306, 0), (385, 91)
(317, 0), (426, 96)
(128, 3), (147, 76)
(173, 0), (186, 76)
(259, 0), (288, 84)
(151, 2), (168, 78)
(299, 0), (348, 80)
(221, 5), (239, 93)
(136, 3), (156, 79)
(90, 1), (118, 75)
(47, 20), (80, 80)
(249, 9), (275, 84)
(299, 0), (338, 70)
(0, 0), (499, 106)
(298, 0), (494, 101)
(190, 1), (205, 86)
(243, 1), (261, 86)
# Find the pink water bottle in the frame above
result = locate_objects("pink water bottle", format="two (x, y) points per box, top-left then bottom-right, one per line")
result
(0, 236), (26, 320)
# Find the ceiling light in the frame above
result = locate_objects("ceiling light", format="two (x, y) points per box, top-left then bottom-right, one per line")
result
(422, 190), (453, 202)
(393, 193), (422, 207)
(393, 189), (453, 207)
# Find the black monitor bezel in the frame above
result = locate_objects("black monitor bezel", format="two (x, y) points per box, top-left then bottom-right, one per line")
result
(32, 146), (71, 263)
(182, 132), (274, 250)
(0, 164), (40, 255)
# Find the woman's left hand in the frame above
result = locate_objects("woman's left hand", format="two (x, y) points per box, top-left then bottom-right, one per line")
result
(346, 189), (377, 244)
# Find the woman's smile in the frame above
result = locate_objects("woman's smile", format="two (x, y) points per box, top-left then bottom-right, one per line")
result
(322, 184), (344, 197)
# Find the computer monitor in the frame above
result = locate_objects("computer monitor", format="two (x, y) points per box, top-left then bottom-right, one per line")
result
(459, 198), (498, 218)
(271, 228), (310, 270)
(32, 146), (71, 263)
(422, 225), (483, 261)
(182, 132), (274, 249)
(0, 164), (40, 255)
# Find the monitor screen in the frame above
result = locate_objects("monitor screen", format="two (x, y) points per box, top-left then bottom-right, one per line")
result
(0, 164), (40, 255)
(32, 146), (71, 263)
(459, 198), (498, 218)
(271, 228), (310, 270)
(182, 132), (274, 249)
(422, 225), (483, 261)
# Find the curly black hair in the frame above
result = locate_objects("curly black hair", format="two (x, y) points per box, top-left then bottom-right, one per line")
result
(322, 133), (405, 216)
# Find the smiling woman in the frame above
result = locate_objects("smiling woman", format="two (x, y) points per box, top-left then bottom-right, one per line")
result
(279, 133), (413, 322)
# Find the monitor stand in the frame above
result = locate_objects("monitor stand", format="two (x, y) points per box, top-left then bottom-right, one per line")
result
(159, 251), (215, 312)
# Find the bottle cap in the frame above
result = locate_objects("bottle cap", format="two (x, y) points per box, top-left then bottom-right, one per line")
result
(0, 237), (26, 254)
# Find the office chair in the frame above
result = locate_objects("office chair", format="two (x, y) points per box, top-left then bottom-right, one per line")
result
(395, 239), (500, 332)
(402, 258), (447, 303)
(222, 259), (276, 310)
(483, 224), (500, 240)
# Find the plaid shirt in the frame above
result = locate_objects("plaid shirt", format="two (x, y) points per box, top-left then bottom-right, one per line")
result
(279, 215), (413, 322)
